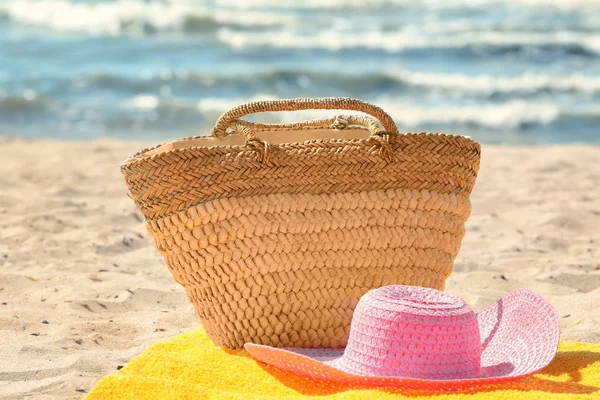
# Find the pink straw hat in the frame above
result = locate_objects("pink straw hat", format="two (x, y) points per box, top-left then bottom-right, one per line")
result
(245, 285), (559, 391)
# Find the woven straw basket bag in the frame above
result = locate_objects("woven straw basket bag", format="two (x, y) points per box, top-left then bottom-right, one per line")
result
(122, 98), (481, 350)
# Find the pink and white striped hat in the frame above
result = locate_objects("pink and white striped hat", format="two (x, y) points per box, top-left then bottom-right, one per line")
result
(245, 285), (559, 391)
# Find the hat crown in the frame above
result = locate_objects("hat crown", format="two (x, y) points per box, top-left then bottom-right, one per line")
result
(342, 285), (482, 379)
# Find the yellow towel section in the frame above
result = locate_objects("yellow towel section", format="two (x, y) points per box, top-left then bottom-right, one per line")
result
(86, 328), (600, 400)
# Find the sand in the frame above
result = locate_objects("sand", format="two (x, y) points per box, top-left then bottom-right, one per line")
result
(0, 138), (599, 399)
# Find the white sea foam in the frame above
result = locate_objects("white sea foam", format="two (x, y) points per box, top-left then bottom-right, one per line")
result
(194, 96), (563, 130)
(376, 100), (561, 129)
(216, 0), (600, 11)
(129, 94), (159, 110)
(0, 0), (183, 35)
(77, 68), (600, 98)
(2, 0), (597, 36)
(388, 70), (600, 94)
(217, 28), (600, 54)
(0, 0), (293, 35)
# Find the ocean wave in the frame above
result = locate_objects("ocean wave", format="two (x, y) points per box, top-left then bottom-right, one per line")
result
(376, 99), (562, 129)
(129, 94), (568, 131)
(2, 0), (597, 37)
(0, 0), (292, 35)
(386, 70), (600, 95)
(122, 93), (279, 113)
(0, 90), (52, 115)
(191, 96), (600, 133)
(79, 69), (600, 99)
(3, 89), (596, 138)
(217, 28), (600, 56)
(217, 0), (600, 11)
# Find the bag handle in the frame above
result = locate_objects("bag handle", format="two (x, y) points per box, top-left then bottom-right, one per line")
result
(210, 97), (399, 138)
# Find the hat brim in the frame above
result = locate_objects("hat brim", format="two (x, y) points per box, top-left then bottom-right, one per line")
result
(245, 289), (559, 391)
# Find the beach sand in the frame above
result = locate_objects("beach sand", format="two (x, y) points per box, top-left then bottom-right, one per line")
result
(1, 138), (599, 399)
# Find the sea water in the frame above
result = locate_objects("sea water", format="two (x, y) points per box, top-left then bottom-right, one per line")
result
(0, 0), (599, 144)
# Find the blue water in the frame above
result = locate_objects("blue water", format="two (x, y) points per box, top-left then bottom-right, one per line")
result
(1, 0), (599, 144)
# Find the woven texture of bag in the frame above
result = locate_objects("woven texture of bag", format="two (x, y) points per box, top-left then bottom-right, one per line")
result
(121, 98), (481, 349)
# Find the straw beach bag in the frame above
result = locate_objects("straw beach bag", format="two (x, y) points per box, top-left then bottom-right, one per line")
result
(122, 98), (481, 349)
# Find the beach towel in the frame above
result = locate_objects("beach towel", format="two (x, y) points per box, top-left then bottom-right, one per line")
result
(86, 327), (600, 400)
